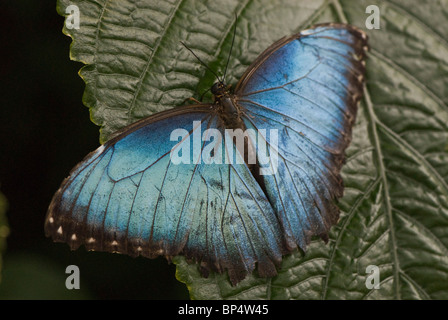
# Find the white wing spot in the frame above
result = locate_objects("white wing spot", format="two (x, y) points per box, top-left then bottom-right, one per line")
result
(95, 145), (105, 154)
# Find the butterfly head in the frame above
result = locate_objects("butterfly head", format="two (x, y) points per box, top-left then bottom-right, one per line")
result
(211, 82), (231, 98)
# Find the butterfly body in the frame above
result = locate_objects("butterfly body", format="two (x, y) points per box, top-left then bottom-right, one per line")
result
(46, 23), (368, 285)
(210, 82), (241, 128)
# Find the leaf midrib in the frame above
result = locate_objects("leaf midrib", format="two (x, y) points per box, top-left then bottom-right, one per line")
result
(321, 176), (382, 299)
(362, 87), (401, 299)
(332, 0), (403, 299)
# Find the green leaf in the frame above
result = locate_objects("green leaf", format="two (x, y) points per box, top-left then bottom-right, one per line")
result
(0, 189), (9, 284)
(58, 0), (448, 299)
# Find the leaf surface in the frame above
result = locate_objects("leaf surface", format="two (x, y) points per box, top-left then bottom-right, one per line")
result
(58, 0), (448, 299)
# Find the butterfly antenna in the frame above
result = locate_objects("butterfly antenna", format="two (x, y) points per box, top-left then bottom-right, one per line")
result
(180, 41), (223, 83)
(222, 13), (238, 82)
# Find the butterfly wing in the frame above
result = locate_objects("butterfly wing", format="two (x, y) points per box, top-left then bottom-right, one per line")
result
(236, 23), (368, 250)
(45, 105), (285, 285)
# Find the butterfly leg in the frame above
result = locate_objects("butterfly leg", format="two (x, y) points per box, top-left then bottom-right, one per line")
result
(182, 97), (202, 105)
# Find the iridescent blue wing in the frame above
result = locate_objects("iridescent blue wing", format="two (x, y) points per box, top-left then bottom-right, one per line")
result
(45, 105), (285, 285)
(236, 23), (368, 251)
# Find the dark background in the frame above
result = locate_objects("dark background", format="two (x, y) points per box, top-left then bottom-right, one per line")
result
(0, 1), (188, 299)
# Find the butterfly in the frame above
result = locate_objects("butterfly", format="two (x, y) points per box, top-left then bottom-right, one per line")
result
(45, 22), (368, 285)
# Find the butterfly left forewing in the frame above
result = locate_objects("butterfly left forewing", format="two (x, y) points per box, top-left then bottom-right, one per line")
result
(45, 106), (214, 254)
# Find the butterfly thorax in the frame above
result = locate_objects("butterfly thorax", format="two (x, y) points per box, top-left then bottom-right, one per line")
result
(211, 81), (260, 178)
(211, 82), (243, 129)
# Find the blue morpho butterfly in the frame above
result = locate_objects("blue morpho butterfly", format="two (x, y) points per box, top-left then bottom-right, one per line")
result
(45, 22), (368, 285)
